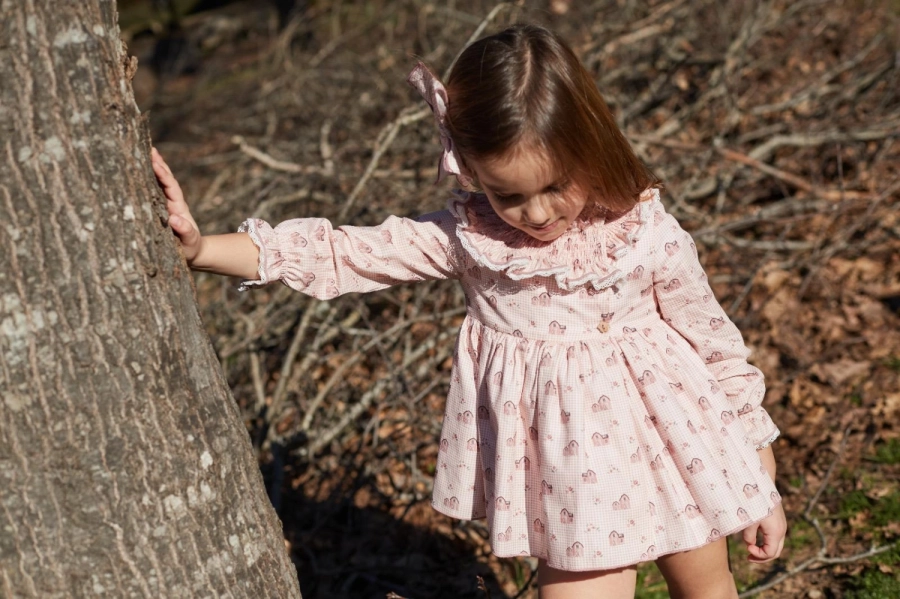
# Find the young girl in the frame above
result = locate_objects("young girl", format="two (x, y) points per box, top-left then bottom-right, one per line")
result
(154, 24), (786, 599)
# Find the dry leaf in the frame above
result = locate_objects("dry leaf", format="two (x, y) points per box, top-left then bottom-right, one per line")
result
(809, 359), (871, 387)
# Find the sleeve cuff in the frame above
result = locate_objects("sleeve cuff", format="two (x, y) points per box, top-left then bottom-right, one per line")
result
(737, 400), (780, 450)
(237, 218), (274, 290)
(754, 429), (780, 450)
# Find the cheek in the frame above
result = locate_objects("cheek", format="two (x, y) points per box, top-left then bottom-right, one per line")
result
(496, 206), (521, 227)
(486, 197), (521, 226)
(564, 189), (589, 216)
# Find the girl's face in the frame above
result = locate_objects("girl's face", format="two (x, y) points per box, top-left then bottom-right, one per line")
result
(468, 146), (588, 242)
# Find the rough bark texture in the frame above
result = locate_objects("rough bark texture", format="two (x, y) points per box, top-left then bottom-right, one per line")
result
(0, 1), (302, 597)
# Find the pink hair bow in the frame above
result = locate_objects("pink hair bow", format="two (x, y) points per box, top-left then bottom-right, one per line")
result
(407, 62), (473, 188)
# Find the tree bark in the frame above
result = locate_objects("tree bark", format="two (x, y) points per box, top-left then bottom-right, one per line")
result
(0, 1), (302, 597)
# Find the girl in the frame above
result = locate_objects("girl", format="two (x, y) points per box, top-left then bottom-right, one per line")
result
(154, 24), (786, 599)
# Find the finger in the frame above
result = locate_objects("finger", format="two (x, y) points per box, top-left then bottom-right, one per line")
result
(168, 214), (200, 245)
(743, 524), (769, 562)
(153, 162), (187, 207)
(742, 524), (759, 549)
(747, 531), (783, 563)
(151, 154), (173, 181)
(151, 147), (173, 176)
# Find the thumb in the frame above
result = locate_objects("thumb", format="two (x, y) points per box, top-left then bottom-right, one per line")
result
(169, 215), (199, 242)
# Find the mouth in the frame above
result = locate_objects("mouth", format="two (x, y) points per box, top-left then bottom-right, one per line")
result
(528, 219), (562, 234)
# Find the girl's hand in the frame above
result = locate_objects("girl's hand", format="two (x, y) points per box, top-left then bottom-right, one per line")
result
(743, 501), (787, 563)
(152, 147), (203, 264)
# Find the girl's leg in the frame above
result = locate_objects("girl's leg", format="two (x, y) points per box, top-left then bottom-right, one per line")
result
(655, 538), (738, 599)
(538, 560), (636, 599)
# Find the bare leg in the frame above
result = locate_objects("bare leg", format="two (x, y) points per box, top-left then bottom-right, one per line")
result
(655, 538), (738, 599)
(538, 560), (637, 599)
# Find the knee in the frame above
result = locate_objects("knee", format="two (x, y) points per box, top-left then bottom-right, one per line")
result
(666, 576), (737, 599)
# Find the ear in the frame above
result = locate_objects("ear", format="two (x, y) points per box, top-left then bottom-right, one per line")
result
(456, 154), (480, 192)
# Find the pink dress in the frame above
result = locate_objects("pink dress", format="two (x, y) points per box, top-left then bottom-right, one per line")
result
(239, 188), (781, 571)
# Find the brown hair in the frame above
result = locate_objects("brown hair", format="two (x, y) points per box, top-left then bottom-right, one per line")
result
(444, 24), (659, 214)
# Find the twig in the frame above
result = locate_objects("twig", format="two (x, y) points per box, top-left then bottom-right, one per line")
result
(444, 3), (513, 79)
(748, 124), (900, 162)
(581, 0), (688, 59)
(798, 178), (900, 297)
(267, 297), (319, 431)
(235, 312), (268, 413)
(727, 222), (793, 314)
(510, 564), (539, 599)
(715, 147), (874, 201)
(199, 168), (230, 208)
(805, 425), (853, 519)
(711, 235), (816, 251)
(738, 543), (897, 598)
(302, 327), (457, 457)
(750, 33), (886, 116)
(476, 575), (492, 599)
(319, 119), (333, 175)
(265, 305), (360, 447)
(299, 308), (464, 432)
(249, 350), (267, 413)
(338, 106), (431, 220)
(631, 134), (879, 201)
(232, 135), (334, 176)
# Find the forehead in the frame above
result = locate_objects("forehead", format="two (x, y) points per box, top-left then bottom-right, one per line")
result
(469, 146), (560, 193)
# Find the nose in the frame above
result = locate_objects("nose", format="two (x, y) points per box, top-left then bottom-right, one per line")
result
(522, 200), (551, 226)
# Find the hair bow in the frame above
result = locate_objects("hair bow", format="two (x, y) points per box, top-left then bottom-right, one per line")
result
(406, 62), (473, 188)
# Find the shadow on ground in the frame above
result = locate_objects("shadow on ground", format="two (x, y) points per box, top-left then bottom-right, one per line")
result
(261, 447), (512, 599)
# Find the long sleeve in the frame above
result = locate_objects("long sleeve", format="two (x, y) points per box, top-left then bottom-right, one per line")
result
(651, 209), (779, 449)
(237, 210), (464, 298)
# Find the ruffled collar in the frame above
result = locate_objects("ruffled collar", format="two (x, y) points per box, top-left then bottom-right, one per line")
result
(448, 188), (658, 291)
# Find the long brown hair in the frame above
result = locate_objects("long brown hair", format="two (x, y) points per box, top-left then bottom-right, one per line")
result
(444, 24), (659, 214)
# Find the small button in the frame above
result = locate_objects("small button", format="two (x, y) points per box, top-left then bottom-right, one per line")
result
(597, 322), (610, 333)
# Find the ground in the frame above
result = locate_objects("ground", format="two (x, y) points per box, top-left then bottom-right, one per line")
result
(123, 0), (900, 596)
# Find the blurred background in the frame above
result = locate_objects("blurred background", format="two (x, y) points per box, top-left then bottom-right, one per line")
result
(120, 0), (900, 597)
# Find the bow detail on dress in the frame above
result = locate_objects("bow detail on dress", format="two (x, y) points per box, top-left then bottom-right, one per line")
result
(407, 62), (473, 188)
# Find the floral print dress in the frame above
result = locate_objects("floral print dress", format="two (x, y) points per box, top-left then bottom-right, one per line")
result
(239, 188), (781, 571)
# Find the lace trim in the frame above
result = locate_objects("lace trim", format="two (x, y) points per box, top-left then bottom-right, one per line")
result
(448, 189), (657, 291)
(237, 218), (268, 290)
(755, 429), (780, 450)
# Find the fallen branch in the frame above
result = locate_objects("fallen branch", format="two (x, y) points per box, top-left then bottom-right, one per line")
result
(232, 134), (335, 176)
(748, 124), (900, 162)
(716, 147), (874, 201)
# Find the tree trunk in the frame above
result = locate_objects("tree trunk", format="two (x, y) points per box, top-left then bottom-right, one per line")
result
(0, 2), (302, 597)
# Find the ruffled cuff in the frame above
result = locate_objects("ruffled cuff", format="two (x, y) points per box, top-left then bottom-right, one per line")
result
(237, 218), (280, 290)
(755, 428), (780, 450)
(737, 404), (781, 450)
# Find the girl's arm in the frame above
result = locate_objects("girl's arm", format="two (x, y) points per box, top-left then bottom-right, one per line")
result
(650, 204), (786, 561)
(651, 207), (779, 450)
(153, 148), (261, 280)
(153, 148), (463, 293)
(237, 211), (462, 298)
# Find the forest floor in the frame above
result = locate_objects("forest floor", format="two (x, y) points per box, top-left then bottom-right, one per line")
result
(124, 0), (900, 597)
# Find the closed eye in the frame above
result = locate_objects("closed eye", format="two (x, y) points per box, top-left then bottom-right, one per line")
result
(546, 179), (571, 195)
(493, 192), (522, 203)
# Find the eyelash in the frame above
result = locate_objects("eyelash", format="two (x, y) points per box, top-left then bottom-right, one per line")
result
(494, 182), (569, 202)
(494, 193), (520, 202)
